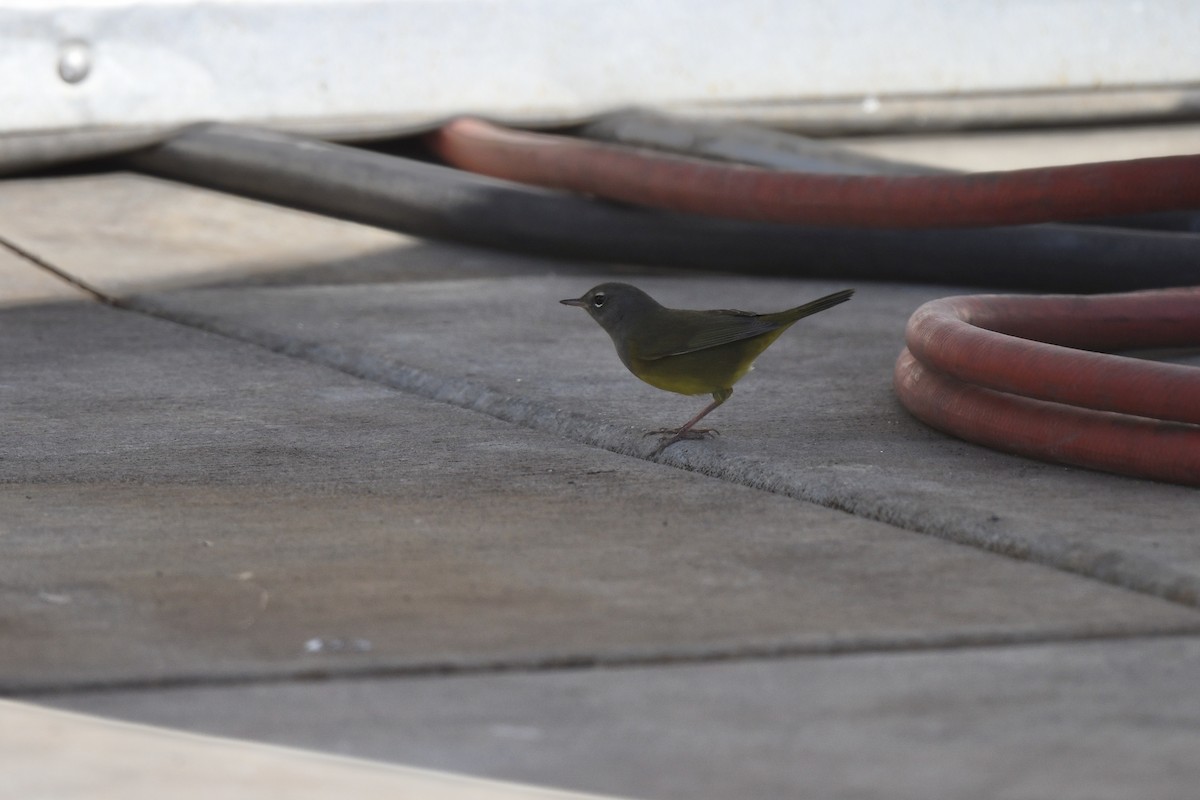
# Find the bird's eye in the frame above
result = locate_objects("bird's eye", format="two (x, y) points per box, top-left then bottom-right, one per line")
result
(592, 293), (607, 308)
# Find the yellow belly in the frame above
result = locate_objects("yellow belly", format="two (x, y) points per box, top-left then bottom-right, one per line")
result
(626, 331), (785, 396)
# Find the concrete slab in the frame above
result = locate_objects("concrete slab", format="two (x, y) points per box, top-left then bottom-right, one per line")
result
(120, 275), (1200, 607)
(47, 635), (1200, 800)
(4, 300), (1197, 694)
(1, 700), (617, 800)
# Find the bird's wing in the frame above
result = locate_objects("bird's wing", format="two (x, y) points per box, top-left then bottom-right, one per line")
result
(638, 310), (783, 360)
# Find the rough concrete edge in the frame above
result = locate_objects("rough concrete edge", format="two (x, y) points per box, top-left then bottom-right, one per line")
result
(8, 620), (1200, 698)
(117, 293), (1200, 610)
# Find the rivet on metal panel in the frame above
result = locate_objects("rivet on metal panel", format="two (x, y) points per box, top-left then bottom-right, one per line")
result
(58, 40), (92, 84)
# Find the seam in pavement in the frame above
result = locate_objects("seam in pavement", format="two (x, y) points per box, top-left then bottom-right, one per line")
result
(116, 292), (1200, 610)
(0, 233), (113, 304)
(7, 624), (1200, 698)
(4, 237), (1197, 608)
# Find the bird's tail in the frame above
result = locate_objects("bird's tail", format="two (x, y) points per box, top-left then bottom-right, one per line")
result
(772, 288), (855, 324)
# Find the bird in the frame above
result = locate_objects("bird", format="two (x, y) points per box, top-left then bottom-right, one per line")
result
(560, 282), (854, 454)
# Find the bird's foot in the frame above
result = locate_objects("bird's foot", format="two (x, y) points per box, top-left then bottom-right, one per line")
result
(647, 427), (719, 457)
(643, 427), (719, 439)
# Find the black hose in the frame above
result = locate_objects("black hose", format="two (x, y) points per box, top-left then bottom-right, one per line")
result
(126, 123), (1200, 292)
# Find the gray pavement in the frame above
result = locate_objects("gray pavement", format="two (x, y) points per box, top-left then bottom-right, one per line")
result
(53, 636), (1200, 800)
(127, 276), (1200, 603)
(4, 168), (1200, 798)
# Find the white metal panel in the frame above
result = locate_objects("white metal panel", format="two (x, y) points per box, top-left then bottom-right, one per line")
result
(2, 0), (1200, 135)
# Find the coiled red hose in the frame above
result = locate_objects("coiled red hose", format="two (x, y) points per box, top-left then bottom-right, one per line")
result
(895, 289), (1200, 486)
(428, 118), (1200, 228)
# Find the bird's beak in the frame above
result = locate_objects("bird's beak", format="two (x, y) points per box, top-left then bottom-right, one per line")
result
(560, 297), (587, 307)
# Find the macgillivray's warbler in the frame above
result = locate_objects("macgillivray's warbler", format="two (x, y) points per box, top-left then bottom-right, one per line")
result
(561, 283), (854, 454)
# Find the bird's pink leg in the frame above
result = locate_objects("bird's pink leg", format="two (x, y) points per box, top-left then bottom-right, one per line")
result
(648, 389), (732, 456)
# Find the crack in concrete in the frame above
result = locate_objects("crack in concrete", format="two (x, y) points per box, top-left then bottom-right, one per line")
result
(7, 624), (1200, 698)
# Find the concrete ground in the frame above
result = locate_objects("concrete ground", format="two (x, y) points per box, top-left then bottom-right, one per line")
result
(3, 128), (1200, 799)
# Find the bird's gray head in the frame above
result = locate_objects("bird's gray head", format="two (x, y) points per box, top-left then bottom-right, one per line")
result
(559, 283), (661, 333)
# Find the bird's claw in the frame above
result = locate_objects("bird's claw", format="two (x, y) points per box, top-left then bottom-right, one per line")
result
(647, 428), (719, 457)
(643, 428), (719, 439)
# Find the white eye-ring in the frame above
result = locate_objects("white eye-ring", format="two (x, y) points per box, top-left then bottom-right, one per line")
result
(592, 293), (607, 308)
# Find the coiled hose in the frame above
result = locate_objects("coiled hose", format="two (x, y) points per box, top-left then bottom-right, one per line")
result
(895, 289), (1200, 486)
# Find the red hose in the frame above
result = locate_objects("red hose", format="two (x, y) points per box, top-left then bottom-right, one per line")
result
(896, 289), (1200, 486)
(428, 118), (1200, 229)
